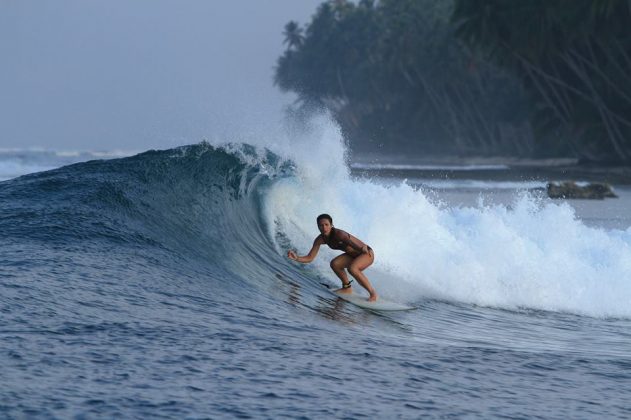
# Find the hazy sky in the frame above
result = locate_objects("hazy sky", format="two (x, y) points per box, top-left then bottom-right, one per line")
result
(1, 0), (321, 151)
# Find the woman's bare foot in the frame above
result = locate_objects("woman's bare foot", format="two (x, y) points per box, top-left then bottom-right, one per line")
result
(368, 292), (378, 302)
(335, 286), (353, 294)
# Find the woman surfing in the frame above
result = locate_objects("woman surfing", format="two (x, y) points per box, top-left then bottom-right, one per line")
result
(287, 214), (378, 301)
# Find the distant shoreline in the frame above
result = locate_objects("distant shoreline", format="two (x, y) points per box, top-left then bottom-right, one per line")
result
(351, 153), (579, 168)
(350, 153), (631, 185)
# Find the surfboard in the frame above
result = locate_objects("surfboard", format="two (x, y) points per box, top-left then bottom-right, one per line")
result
(326, 286), (415, 311)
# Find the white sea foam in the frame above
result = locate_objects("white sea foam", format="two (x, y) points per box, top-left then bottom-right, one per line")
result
(413, 179), (547, 190)
(351, 162), (509, 171)
(262, 115), (631, 318)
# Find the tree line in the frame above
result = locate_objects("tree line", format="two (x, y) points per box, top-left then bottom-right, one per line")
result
(274, 0), (631, 163)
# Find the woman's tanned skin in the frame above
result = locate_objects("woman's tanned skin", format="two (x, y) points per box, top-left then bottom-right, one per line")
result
(287, 215), (378, 301)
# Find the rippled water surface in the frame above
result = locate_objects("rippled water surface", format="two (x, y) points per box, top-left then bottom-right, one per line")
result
(2, 145), (631, 418)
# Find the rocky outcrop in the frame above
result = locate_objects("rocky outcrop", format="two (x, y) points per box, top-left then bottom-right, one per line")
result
(547, 181), (617, 199)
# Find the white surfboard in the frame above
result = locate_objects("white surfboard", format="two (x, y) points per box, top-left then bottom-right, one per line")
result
(330, 288), (415, 311)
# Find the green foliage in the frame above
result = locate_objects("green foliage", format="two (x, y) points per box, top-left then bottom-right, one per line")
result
(452, 0), (631, 162)
(275, 0), (631, 161)
(275, 0), (533, 156)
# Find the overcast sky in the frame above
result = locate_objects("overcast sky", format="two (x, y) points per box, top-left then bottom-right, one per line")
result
(0, 0), (322, 151)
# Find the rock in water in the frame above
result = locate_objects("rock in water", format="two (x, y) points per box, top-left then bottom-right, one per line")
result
(547, 181), (617, 199)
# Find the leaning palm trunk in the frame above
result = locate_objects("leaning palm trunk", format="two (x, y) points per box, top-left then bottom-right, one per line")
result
(561, 50), (631, 161)
(574, 40), (631, 107)
(415, 69), (471, 151)
(518, 56), (582, 158)
(451, 84), (494, 153)
(512, 48), (631, 161)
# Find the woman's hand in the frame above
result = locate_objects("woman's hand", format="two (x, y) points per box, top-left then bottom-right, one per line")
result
(287, 250), (298, 260)
(361, 245), (369, 254)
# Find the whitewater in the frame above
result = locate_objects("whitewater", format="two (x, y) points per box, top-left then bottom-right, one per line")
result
(2, 120), (631, 418)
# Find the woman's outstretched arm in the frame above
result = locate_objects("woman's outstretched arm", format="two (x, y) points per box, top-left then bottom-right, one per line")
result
(287, 236), (323, 263)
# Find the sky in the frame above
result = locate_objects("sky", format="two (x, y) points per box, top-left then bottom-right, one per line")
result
(0, 0), (322, 152)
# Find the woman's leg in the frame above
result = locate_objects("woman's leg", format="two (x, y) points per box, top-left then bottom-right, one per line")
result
(348, 250), (378, 301)
(330, 253), (354, 293)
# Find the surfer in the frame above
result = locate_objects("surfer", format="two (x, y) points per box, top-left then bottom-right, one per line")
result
(287, 214), (378, 301)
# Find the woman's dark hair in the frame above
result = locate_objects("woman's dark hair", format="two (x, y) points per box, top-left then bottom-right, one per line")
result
(316, 214), (333, 224)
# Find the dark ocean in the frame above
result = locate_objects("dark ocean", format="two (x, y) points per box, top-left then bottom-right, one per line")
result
(2, 141), (631, 419)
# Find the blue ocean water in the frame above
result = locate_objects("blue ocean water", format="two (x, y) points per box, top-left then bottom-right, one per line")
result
(2, 142), (631, 418)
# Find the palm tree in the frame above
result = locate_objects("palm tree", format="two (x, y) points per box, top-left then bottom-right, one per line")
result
(282, 21), (304, 51)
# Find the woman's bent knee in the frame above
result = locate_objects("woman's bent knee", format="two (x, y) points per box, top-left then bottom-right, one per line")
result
(331, 260), (346, 272)
(348, 266), (361, 277)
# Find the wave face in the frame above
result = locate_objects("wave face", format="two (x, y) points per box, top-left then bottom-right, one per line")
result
(0, 144), (291, 298)
(2, 141), (631, 319)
